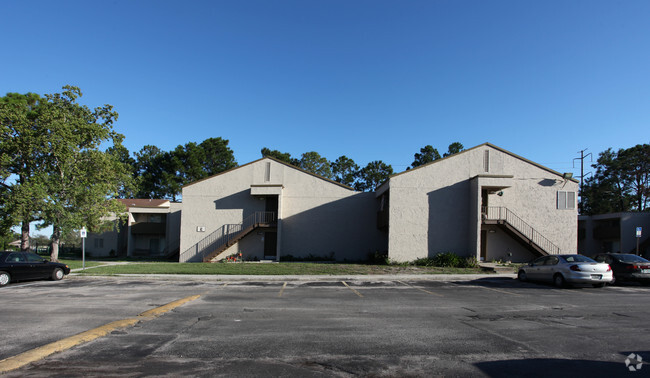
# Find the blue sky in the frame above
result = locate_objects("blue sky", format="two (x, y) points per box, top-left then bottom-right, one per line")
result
(2, 0), (649, 177)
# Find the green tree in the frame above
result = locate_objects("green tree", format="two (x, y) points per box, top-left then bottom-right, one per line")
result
(32, 86), (129, 261)
(298, 151), (333, 179)
(0, 230), (19, 251)
(443, 142), (465, 157)
(261, 147), (299, 166)
(580, 144), (650, 214)
(200, 137), (238, 176)
(107, 144), (137, 198)
(355, 161), (394, 192)
(134, 138), (237, 201)
(411, 145), (441, 168)
(332, 156), (360, 187)
(0, 92), (47, 251)
(167, 138), (237, 200)
(134, 145), (175, 199)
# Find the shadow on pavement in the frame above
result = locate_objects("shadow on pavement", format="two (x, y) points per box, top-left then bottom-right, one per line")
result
(457, 277), (619, 290)
(474, 354), (647, 377)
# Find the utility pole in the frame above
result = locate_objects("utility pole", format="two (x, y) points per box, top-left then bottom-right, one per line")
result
(573, 149), (593, 188)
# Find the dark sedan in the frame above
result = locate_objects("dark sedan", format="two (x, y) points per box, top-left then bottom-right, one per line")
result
(0, 251), (70, 287)
(593, 253), (650, 285)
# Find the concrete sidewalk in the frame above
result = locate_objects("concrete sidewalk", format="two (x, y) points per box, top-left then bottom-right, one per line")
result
(68, 273), (517, 282)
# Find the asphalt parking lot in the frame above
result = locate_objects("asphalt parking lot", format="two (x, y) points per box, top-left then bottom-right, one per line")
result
(1, 276), (649, 377)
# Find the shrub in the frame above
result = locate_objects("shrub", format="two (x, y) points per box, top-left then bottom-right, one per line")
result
(412, 257), (436, 267)
(459, 256), (479, 268)
(368, 250), (389, 265)
(432, 252), (462, 267)
(281, 252), (335, 262)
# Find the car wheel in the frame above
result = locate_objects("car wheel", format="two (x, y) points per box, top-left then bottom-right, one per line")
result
(517, 270), (527, 282)
(51, 268), (64, 281)
(0, 271), (10, 287)
(553, 274), (566, 288)
(592, 283), (606, 288)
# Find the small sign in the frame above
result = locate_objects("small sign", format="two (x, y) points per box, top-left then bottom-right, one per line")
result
(80, 227), (87, 238)
(637, 227), (643, 238)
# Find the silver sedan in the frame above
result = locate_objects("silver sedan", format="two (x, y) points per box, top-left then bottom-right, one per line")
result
(518, 254), (613, 288)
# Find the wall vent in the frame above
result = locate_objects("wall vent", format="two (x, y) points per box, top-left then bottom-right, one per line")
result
(483, 150), (490, 172)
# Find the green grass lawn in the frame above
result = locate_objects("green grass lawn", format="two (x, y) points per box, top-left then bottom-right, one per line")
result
(76, 262), (490, 275)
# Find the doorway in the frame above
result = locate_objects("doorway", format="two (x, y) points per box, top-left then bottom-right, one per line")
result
(264, 232), (277, 258)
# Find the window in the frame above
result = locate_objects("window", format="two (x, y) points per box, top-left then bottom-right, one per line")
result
(545, 256), (559, 265)
(7, 253), (26, 262)
(557, 191), (576, 210)
(26, 253), (44, 262)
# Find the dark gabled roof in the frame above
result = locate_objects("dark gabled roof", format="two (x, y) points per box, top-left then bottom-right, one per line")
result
(183, 156), (356, 191)
(376, 142), (578, 191)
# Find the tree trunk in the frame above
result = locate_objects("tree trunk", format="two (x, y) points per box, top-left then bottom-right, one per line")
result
(50, 226), (61, 262)
(20, 221), (30, 252)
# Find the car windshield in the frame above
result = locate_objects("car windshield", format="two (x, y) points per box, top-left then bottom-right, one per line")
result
(562, 255), (596, 263)
(616, 254), (650, 263)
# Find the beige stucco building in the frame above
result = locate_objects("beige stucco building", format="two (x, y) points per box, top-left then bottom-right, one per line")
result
(178, 143), (578, 264)
(86, 199), (182, 258)
(179, 158), (385, 262)
(579, 212), (650, 258)
(377, 143), (579, 263)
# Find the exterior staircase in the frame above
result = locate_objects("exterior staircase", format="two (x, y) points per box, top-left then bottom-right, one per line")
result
(180, 211), (276, 262)
(482, 206), (560, 256)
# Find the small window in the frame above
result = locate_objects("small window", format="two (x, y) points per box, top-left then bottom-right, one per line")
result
(557, 191), (576, 210)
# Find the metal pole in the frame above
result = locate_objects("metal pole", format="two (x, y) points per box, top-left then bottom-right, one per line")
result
(638, 237), (640, 256)
(82, 237), (85, 269)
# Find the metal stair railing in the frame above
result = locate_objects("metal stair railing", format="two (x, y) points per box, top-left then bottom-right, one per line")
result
(482, 206), (561, 255)
(180, 211), (276, 262)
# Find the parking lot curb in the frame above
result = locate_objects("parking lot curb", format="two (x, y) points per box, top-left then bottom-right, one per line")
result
(68, 273), (517, 282)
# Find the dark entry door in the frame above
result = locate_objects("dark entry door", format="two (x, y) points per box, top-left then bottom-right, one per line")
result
(264, 232), (277, 258)
(265, 196), (278, 214)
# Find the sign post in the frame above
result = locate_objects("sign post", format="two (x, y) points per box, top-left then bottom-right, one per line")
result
(80, 227), (87, 269)
(636, 227), (642, 255)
